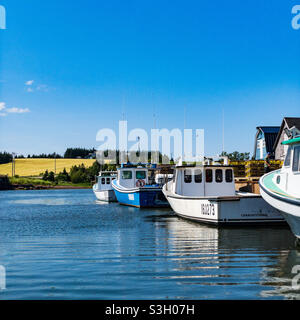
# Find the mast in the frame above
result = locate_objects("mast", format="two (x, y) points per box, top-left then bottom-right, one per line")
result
(222, 108), (225, 153)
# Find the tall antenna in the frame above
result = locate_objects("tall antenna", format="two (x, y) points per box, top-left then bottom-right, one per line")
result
(183, 106), (187, 162)
(122, 94), (126, 121)
(222, 108), (225, 153)
(137, 136), (140, 154)
(152, 94), (157, 164)
(153, 106), (156, 129)
(121, 94), (127, 163)
(152, 91), (156, 130)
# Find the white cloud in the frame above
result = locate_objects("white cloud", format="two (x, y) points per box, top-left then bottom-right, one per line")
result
(37, 84), (49, 92)
(0, 102), (31, 116)
(25, 80), (34, 86)
(25, 81), (50, 93)
(6, 107), (30, 114)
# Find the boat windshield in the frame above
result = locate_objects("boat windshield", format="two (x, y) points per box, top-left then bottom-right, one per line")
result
(225, 169), (233, 182)
(292, 145), (300, 172)
(194, 169), (202, 183)
(122, 171), (132, 179)
(136, 171), (146, 179)
(284, 146), (292, 167)
(206, 169), (213, 183)
(184, 170), (192, 183)
(215, 169), (223, 183)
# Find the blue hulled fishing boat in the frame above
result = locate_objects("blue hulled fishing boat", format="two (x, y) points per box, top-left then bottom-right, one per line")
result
(112, 164), (170, 208)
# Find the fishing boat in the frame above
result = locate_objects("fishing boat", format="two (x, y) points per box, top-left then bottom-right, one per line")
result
(260, 132), (300, 238)
(111, 164), (169, 208)
(163, 161), (284, 225)
(93, 171), (117, 202)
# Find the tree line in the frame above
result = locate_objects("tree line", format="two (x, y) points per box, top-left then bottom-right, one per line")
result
(0, 149), (251, 166)
(42, 161), (102, 184)
(219, 151), (250, 161)
(0, 152), (12, 164)
(64, 148), (96, 159)
(0, 148), (96, 164)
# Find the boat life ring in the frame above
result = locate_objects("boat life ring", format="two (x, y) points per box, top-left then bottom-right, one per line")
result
(136, 179), (146, 188)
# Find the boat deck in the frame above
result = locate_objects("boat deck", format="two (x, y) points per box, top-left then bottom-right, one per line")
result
(261, 171), (300, 201)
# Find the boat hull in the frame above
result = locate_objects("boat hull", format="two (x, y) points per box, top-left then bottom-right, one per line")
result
(259, 172), (300, 238)
(163, 187), (284, 225)
(93, 189), (117, 202)
(112, 181), (169, 208)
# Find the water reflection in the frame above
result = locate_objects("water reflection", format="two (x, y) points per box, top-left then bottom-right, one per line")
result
(1, 189), (300, 299)
(159, 215), (300, 299)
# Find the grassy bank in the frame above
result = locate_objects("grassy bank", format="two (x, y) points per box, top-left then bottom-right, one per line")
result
(9, 177), (92, 189)
(0, 158), (95, 177)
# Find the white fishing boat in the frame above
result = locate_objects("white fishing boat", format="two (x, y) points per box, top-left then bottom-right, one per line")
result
(93, 171), (117, 202)
(163, 162), (284, 225)
(260, 132), (300, 238)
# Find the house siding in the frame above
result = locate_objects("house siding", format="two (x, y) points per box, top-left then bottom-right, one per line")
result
(274, 118), (300, 160)
(275, 128), (286, 160)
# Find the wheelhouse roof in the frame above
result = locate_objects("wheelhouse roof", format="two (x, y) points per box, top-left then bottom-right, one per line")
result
(99, 171), (117, 176)
(282, 136), (300, 145)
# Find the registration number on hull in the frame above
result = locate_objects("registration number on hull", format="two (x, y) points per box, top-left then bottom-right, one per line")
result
(201, 203), (216, 216)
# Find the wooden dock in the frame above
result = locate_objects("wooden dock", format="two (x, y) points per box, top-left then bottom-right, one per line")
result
(235, 178), (260, 194)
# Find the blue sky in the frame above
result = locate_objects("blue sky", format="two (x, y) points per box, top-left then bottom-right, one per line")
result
(0, 0), (299, 157)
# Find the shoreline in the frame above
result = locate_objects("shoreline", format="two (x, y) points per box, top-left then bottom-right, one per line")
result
(1, 184), (92, 191)
(2, 180), (260, 193)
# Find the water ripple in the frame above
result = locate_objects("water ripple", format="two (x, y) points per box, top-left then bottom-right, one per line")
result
(0, 189), (300, 299)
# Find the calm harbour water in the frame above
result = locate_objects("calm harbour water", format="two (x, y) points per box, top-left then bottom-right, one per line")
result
(0, 189), (300, 300)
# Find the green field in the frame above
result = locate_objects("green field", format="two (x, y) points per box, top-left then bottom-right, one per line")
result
(0, 158), (95, 177)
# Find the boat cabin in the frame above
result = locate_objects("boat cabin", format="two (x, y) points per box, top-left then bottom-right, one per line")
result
(171, 165), (236, 197)
(275, 136), (300, 198)
(117, 165), (151, 189)
(95, 172), (117, 191)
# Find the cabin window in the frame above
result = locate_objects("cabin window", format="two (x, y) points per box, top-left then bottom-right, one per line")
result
(106, 178), (110, 184)
(136, 171), (146, 179)
(292, 146), (300, 172)
(225, 169), (233, 183)
(122, 170), (132, 179)
(101, 178), (105, 184)
(206, 169), (213, 183)
(194, 169), (202, 183)
(184, 169), (192, 183)
(284, 146), (292, 167)
(215, 169), (223, 183)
